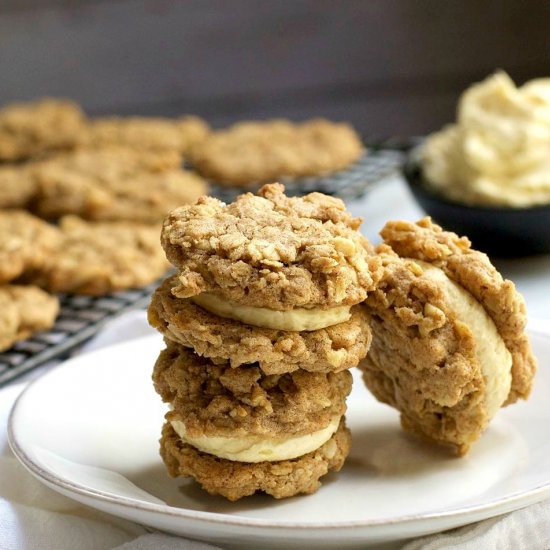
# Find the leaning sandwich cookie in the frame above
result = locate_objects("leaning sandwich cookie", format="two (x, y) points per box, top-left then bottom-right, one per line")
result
(360, 217), (537, 455)
(149, 183), (381, 499)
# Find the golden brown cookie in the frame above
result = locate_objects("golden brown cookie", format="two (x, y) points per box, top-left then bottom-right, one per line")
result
(379, 217), (536, 404)
(360, 218), (536, 455)
(0, 165), (37, 208)
(149, 276), (371, 374)
(189, 118), (363, 186)
(153, 341), (352, 438)
(29, 147), (207, 223)
(0, 210), (61, 284)
(0, 285), (59, 352)
(80, 115), (209, 156)
(162, 183), (381, 310)
(0, 98), (85, 161)
(25, 216), (169, 295)
(160, 418), (351, 501)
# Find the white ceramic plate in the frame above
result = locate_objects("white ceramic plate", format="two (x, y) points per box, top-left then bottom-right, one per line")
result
(8, 321), (550, 549)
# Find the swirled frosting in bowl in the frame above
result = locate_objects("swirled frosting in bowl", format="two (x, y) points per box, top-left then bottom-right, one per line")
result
(422, 72), (550, 207)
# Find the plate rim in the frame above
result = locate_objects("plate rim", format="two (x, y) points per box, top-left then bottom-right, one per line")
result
(7, 323), (550, 532)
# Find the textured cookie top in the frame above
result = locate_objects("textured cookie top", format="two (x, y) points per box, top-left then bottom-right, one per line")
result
(190, 118), (363, 186)
(30, 146), (207, 223)
(162, 183), (381, 309)
(0, 210), (61, 284)
(0, 165), (37, 209)
(25, 216), (169, 295)
(80, 115), (209, 156)
(0, 285), (59, 352)
(153, 341), (352, 438)
(379, 217), (536, 404)
(0, 98), (85, 161)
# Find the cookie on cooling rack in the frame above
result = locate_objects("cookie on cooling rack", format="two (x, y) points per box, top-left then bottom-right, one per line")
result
(79, 115), (209, 156)
(0, 285), (59, 352)
(28, 146), (207, 223)
(189, 118), (364, 187)
(0, 210), (62, 284)
(0, 165), (38, 209)
(25, 216), (170, 296)
(0, 98), (85, 162)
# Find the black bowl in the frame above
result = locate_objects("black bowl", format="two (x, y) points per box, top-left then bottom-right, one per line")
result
(402, 153), (550, 257)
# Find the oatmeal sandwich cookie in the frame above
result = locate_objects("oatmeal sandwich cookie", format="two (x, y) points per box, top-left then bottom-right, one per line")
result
(154, 342), (352, 500)
(161, 419), (350, 501)
(0, 98), (85, 162)
(189, 118), (363, 187)
(150, 184), (370, 499)
(0, 285), (59, 352)
(360, 218), (537, 455)
(161, 182), (382, 331)
(149, 275), (372, 374)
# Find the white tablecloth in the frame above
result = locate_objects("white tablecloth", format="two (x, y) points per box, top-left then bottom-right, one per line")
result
(2, 175), (550, 550)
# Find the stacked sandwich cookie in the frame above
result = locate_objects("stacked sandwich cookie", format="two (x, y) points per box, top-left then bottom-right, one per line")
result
(149, 183), (382, 500)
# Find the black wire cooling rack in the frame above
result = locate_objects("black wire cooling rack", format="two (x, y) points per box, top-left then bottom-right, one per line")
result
(208, 148), (405, 203)
(0, 281), (159, 388)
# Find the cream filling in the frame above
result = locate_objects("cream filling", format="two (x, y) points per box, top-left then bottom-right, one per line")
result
(191, 292), (351, 331)
(170, 415), (340, 463)
(417, 261), (512, 418)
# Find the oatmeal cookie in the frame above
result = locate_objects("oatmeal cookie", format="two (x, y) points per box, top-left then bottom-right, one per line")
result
(0, 285), (59, 352)
(80, 115), (209, 156)
(25, 216), (169, 295)
(0, 98), (85, 161)
(0, 165), (37, 208)
(361, 253), (486, 455)
(153, 342), (352, 438)
(189, 118), (363, 186)
(0, 210), (61, 284)
(360, 219), (536, 455)
(149, 276), (371, 374)
(162, 183), (381, 310)
(30, 147), (206, 223)
(379, 217), (536, 403)
(160, 418), (351, 500)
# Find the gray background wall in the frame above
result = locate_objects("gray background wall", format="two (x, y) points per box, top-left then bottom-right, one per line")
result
(1, 0), (549, 138)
